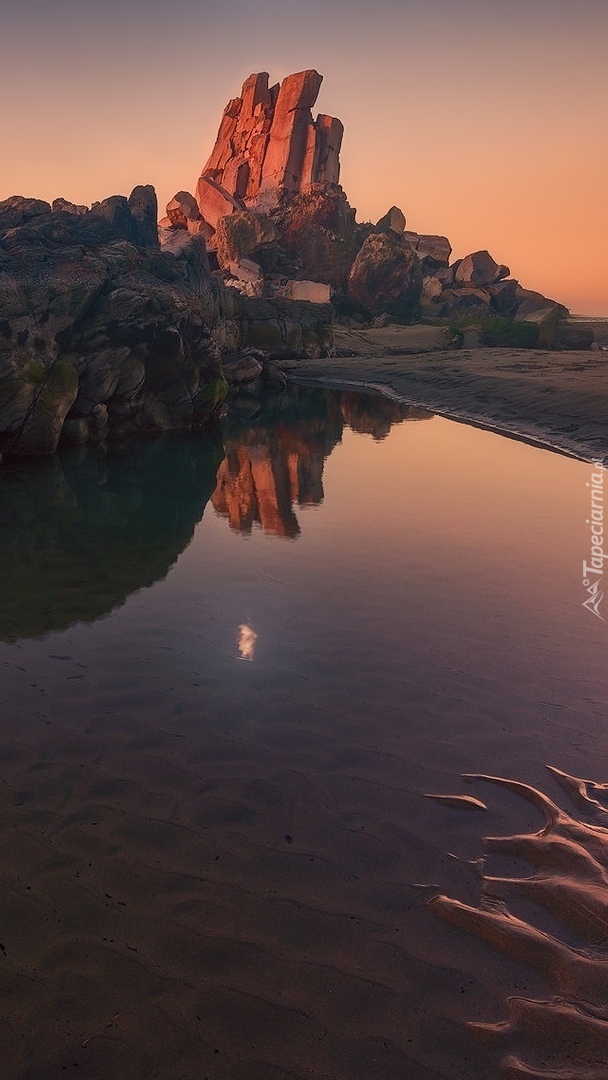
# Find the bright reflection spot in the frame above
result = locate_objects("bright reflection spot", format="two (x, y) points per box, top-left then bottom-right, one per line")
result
(237, 623), (258, 661)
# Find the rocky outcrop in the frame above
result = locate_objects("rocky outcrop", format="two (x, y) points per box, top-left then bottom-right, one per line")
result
(172, 69), (569, 332)
(0, 191), (227, 458)
(237, 297), (334, 356)
(196, 70), (343, 227)
(161, 191), (213, 240)
(418, 248), (570, 329)
(347, 232), (423, 320)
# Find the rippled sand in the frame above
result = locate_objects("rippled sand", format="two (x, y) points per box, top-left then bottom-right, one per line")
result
(430, 768), (608, 1078)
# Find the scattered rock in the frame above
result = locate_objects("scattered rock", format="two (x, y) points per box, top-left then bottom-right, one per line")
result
(515, 287), (568, 319)
(435, 287), (492, 318)
(487, 278), (519, 316)
(229, 258), (263, 284)
(222, 351), (264, 386)
(404, 231), (452, 270)
(455, 250), (509, 287)
(166, 191), (202, 228)
(375, 206), (406, 235)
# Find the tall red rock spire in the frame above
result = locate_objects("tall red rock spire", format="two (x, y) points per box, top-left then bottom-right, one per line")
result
(195, 70), (343, 229)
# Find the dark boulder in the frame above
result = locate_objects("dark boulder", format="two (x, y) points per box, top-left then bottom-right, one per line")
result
(346, 232), (422, 321)
(273, 189), (359, 289)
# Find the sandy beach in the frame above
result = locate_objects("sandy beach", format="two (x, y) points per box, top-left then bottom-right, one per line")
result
(284, 324), (608, 463)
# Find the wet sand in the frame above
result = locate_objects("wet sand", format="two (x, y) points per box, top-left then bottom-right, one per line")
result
(431, 767), (608, 1080)
(284, 326), (608, 462)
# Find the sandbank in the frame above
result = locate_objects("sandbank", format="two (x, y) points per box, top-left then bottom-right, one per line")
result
(284, 324), (608, 462)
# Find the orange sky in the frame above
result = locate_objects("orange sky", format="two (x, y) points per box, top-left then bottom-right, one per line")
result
(2, 0), (607, 314)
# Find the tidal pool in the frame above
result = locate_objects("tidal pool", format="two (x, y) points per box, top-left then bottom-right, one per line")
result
(0, 385), (606, 1079)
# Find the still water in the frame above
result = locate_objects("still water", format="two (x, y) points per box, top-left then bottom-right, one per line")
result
(0, 386), (606, 1080)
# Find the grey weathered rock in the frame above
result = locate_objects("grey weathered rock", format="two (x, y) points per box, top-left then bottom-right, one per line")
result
(515, 305), (562, 347)
(215, 210), (278, 270)
(52, 197), (88, 215)
(127, 185), (159, 248)
(404, 232), (452, 269)
(375, 207), (406, 235)
(347, 232), (423, 320)
(434, 287), (492, 317)
(487, 278), (519, 316)
(455, 250), (508, 287)
(553, 324), (595, 350)
(239, 297), (334, 357)
(515, 287), (568, 319)
(222, 351), (264, 386)
(0, 192), (227, 458)
(0, 196), (52, 230)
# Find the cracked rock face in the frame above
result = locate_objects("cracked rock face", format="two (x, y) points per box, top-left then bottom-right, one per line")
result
(195, 70), (344, 227)
(0, 191), (226, 459)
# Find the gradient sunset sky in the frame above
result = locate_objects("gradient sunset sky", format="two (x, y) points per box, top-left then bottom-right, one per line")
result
(3, 0), (607, 314)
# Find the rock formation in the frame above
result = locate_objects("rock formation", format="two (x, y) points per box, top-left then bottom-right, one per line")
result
(0, 191), (227, 458)
(185, 70), (576, 334)
(1, 69), (576, 463)
(161, 68), (567, 335)
(347, 232), (423, 321)
(195, 70), (343, 227)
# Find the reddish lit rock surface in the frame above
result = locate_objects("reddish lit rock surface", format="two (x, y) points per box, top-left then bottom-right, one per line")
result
(211, 387), (422, 538)
(195, 70), (344, 226)
(274, 189), (359, 289)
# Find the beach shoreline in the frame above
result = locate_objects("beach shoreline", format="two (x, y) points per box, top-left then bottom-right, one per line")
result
(283, 327), (608, 463)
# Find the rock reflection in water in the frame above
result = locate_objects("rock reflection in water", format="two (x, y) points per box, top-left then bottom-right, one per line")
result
(212, 385), (431, 538)
(0, 385), (431, 640)
(0, 431), (223, 642)
(430, 769), (608, 1079)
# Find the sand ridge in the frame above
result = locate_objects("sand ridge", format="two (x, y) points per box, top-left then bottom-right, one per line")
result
(285, 327), (608, 463)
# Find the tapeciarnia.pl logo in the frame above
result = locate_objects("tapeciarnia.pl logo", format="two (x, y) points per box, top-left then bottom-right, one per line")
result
(582, 461), (606, 620)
